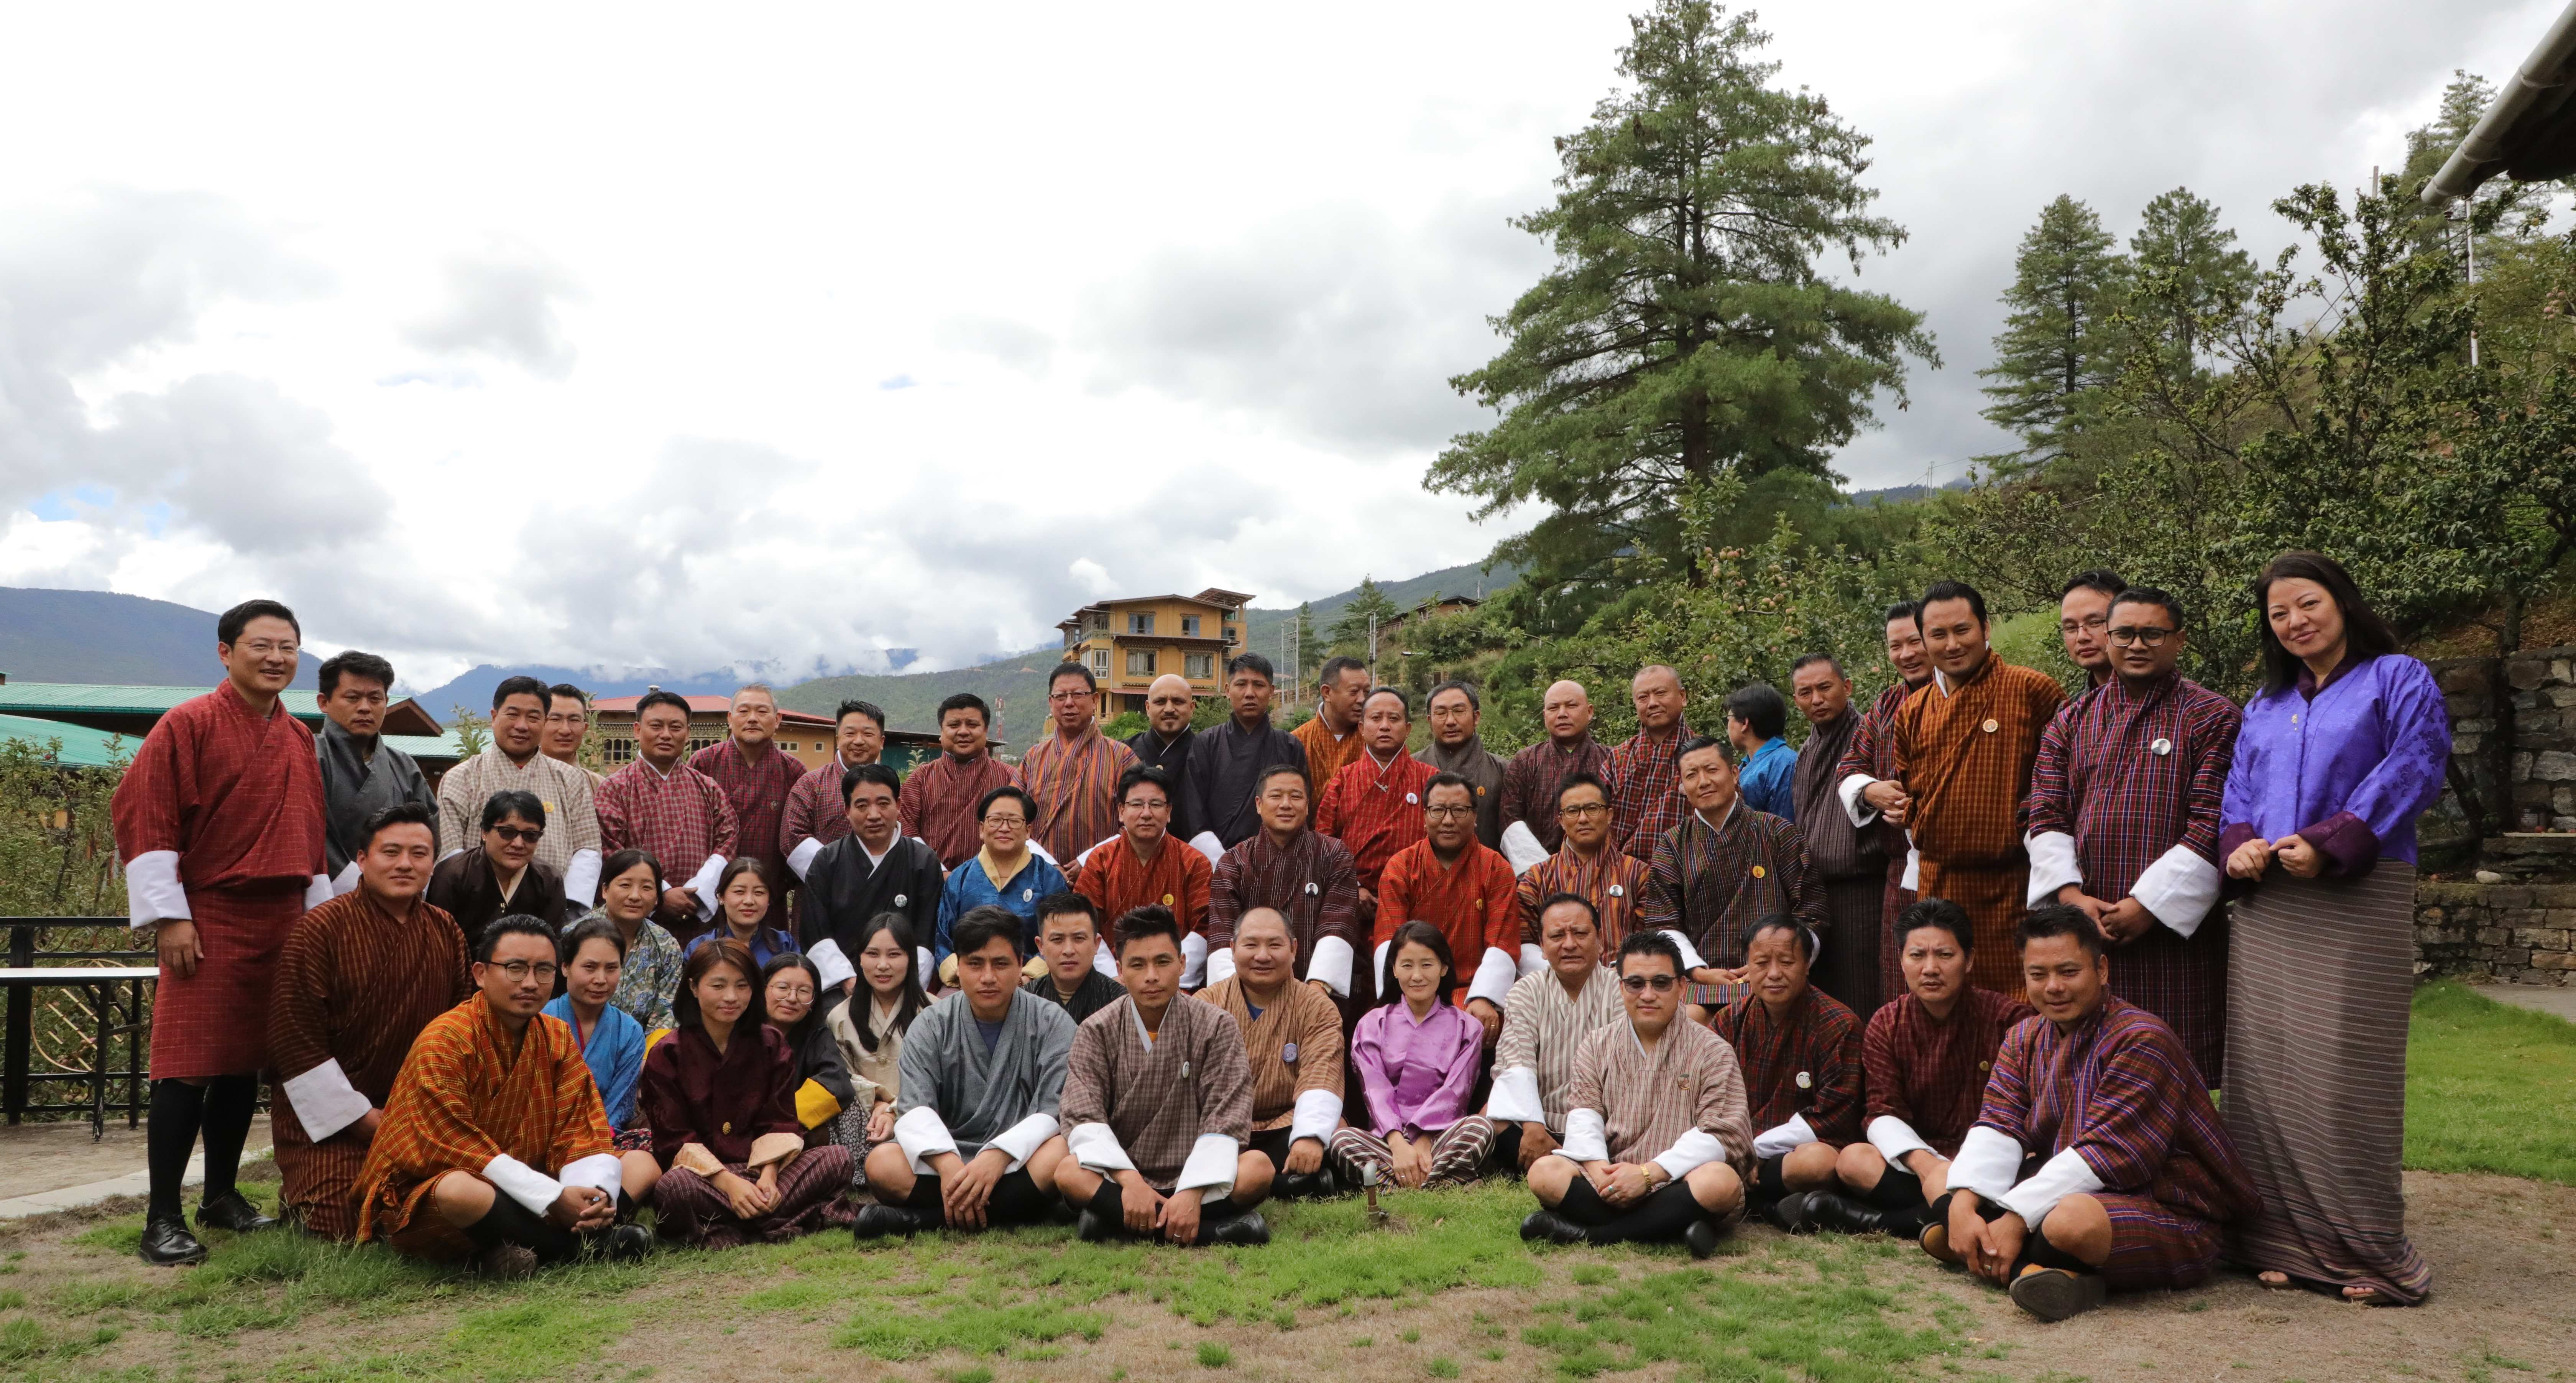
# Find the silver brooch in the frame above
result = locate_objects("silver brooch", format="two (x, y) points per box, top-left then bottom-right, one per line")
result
(1181, 1061), (1192, 1078)
(894, 894), (908, 908)
(1608, 885), (1625, 898)
(1022, 887), (1034, 901)
(2150, 737), (2172, 757)
(1283, 1043), (1299, 1064)
(1796, 1071), (1812, 1090)
(1305, 881), (1319, 896)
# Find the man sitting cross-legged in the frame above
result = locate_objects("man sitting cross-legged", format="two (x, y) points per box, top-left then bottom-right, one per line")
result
(1926, 904), (2257, 1321)
(854, 905), (1076, 1238)
(1520, 932), (1752, 1259)
(1055, 906), (1274, 1246)
(1486, 893), (1624, 1173)
(1194, 906), (1345, 1200)
(353, 914), (650, 1276)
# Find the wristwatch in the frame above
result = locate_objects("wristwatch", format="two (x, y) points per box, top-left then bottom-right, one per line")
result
(1641, 1163), (1669, 1189)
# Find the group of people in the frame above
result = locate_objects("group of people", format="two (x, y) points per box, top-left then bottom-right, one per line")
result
(108, 546), (2447, 1319)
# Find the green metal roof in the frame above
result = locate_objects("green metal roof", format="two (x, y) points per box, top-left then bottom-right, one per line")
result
(0, 714), (135, 768)
(0, 682), (264, 716)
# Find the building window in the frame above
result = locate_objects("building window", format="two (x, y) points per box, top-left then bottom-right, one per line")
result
(1127, 650), (1157, 675)
(1090, 612), (1108, 631)
(1129, 612), (1156, 635)
(605, 737), (637, 764)
(1185, 652), (1214, 679)
(1091, 650), (1110, 674)
(1181, 615), (1201, 637)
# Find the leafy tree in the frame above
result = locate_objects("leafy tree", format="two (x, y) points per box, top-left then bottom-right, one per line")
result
(450, 706), (490, 757)
(1429, 0), (1932, 625)
(2127, 188), (2254, 368)
(1977, 195), (2129, 467)
(1327, 577), (1401, 659)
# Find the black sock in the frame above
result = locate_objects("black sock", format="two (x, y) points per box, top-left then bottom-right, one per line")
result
(1191, 1197), (1247, 1245)
(1753, 1154), (1787, 1202)
(902, 1174), (947, 1226)
(2020, 1217), (2093, 1275)
(1553, 1175), (1613, 1227)
(1594, 1182), (1708, 1245)
(1861, 1163), (1924, 1211)
(196, 1074), (260, 1202)
(463, 1193), (580, 1263)
(986, 1170), (1051, 1226)
(1086, 1178), (1124, 1225)
(146, 1080), (207, 1221)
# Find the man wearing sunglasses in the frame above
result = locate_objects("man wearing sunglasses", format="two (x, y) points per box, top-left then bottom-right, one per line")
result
(2020, 587), (2240, 1087)
(427, 790), (568, 948)
(1518, 931), (1752, 1258)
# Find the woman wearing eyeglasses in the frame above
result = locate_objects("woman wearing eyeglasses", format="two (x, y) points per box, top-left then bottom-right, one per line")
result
(930, 785), (1068, 988)
(426, 790), (567, 952)
(758, 954), (859, 1161)
(1332, 921), (1497, 1190)
(639, 937), (854, 1246)
(1707, 916), (1863, 1233)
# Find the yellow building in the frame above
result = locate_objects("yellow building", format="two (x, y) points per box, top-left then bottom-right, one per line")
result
(1057, 589), (1254, 714)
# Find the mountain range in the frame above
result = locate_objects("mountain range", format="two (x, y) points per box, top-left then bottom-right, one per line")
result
(0, 587), (318, 689)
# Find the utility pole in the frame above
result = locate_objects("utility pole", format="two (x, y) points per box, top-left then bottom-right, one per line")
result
(2464, 201), (2481, 368)
(1367, 614), (1378, 685)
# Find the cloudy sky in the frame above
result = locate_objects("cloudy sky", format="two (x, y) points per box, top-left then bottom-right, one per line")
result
(0, 0), (2558, 690)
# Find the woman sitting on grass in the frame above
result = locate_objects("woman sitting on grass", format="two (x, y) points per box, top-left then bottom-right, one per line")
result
(541, 917), (666, 1209)
(682, 859), (799, 969)
(825, 913), (927, 1187)
(639, 938), (854, 1246)
(762, 953), (860, 1161)
(1332, 920), (1495, 1189)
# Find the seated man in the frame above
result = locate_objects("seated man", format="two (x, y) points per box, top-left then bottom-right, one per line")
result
(1929, 905), (2257, 1321)
(1707, 918), (1862, 1232)
(798, 763), (943, 993)
(1075, 765), (1214, 984)
(1375, 773), (1520, 1039)
(1520, 932), (1750, 1258)
(1025, 892), (1125, 1023)
(353, 915), (649, 1276)
(270, 804), (473, 1239)
(1195, 906), (1344, 1199)
(1487, 893), (1624, 1173)
(1809, 898), (2032, 1237)
(1053, 906), (1272, 1246)
(855, 906), (1076, 1238)
(1512, 774), (1648, 970)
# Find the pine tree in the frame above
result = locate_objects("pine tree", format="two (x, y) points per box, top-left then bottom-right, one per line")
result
(1328, 577), (1401, 655)
(1977, 195), (2129, 465)
(2127, 189), (2253, 367)
(1429, 0), (1932, 614)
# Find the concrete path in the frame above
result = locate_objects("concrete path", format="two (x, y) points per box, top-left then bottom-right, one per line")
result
(0, 1115), (269, 1220)
(2479, 980), (2576, 1025)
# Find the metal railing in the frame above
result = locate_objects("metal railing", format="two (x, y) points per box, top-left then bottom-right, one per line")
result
(3, 919), (151, 1126)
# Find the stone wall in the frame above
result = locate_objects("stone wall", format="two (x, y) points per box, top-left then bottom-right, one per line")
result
(2415, 879), (2576, 986)
(2415, 651), (2576, 983)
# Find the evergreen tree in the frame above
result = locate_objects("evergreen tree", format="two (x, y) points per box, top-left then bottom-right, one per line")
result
(1328, 577), (1401, 656)
(1429, 0), (1932, 618)
(2127, 188), (2253, 367)
(1292, 602), (1318, 687)
(1977, 195), (2128, 466)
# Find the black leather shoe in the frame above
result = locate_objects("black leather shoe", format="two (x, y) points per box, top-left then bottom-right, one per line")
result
(1276, 1168), (1339, 1200)
(1075, 1206), (1122, 1242)
(1684, 1217), (1725, 1260)
(851, 1204), (927, 1241)
(596, 1223), (653, 1261)
(196, 1190), (278, 1234)
(139, 1215), (209, 1266)
(1759, 1191), (1820, 1235)
(1805, 1191), (1891, 1236)
(1518, 1210), (1589, 1246)
(1201, 1211), (1271, 1247)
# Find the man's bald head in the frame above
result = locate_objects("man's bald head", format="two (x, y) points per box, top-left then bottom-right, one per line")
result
(1543, 680), (1595, 743)
(1145, 673), (1196, 735)
(1231, 906), (1298, 988)
(1630, 665), (1685, 734)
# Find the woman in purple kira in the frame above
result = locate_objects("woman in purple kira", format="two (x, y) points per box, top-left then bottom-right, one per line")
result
(2218, 551), (2448, 1307)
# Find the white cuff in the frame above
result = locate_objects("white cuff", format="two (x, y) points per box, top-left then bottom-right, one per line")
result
(126, 850), (190, 929)
(786, 837), (823, 881)
(1307, 934), (1353, 998)
(2130, 843), (2221, 937)
(1467, 946), (1518, 1008)
(1518, 944), (1546, 978)
(1948, 1124), (2026, 1204)
(1837, 774), (1880, 827)
(1372, 939), (1391, 990)
(1559, 1108), (1608, 1163)
(1651, 1128), (1729, 1181)
(281, 1057), (373, 1142)
(483, 1153), (564, 1216)
(808, 939), (855, 992)
(894, 1104), (958, 1171)
(987, 1111), (1060, 1169)
(330, 861), (361, 897)
(1901, 847), (1919, 891)
(1500, 821), (1550, 873)
(1189, 831), (1225, 866)
(2023, 830), (2081, 907)
(916, 947), (935, 989)
(1290, 1088), (1344, 1145)
(1487, 1065), (1546, 1124)
(560, 1152), (623, 1197)
(685, 853), (728, 917)
(1026, 839), (1059, 868)
(1074, 834), (1118, 870)
(565, 848), (601, 908)
(1067, 1121), (1136, 1175)
(1094, 937), (1119, 979)
(1659, 929), (1708, 974)
(1998, 1146), (2105, 1227)
(1176, 1132), (1240, 1196)
(1205, 946), (1238, 987)
(304, 873), (334, 911)
(1866, 1115), (1934, 1167)
(1181, 931), (1208, 989)
(1751, 1113), (1817, 1160)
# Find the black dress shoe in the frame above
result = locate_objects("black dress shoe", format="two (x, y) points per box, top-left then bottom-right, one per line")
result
(196, 1190), (278, 1234)
(1200, 1211), (1271, 1247)
(1758, 1191), (1820, 1235)
(139, 1215), (209, 1266)
(1276, 1168), (1338, 1200)
(1075, 1206), (1122, 1242)
(851, 1204), (928, 1241)
(1684, 1217), (1725, 1260)
(1518, 1210), (1589, 1246)
(595, 1223), (653, 1261)
(1805, 1191), (1892, 1236)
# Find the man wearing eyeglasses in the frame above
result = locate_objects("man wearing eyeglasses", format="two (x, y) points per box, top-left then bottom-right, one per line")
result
(1518, 931), (1751, 1257)
(2021, 587), (2240, 1087)
(2056, 571), (2127, 690)
(1076, 765), (1213, 985)
(1017, 663), (1141, 866)
(268, 803), (471, 1240)
(1374, 775), (1521, 1039)
(1511, 773), (1647, 971)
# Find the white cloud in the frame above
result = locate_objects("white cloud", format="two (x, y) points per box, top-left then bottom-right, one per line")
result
(399, 237), (586, 380)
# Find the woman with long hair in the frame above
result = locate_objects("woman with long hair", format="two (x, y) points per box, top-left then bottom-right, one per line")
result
(683, 859), (799, 969)
(581, 849), (683, 1032)
(761, 954), (859, 1157)
(824, 914), (926, 1185)
(1332, 920), (1495, 1189)
(2221, 551), (2447, 1306)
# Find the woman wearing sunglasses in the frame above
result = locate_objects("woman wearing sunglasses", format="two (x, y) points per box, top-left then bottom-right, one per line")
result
(1706, 916), (1863, 1232)
(427, 790), (567, 952)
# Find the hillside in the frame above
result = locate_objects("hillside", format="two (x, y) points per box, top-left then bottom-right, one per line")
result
(0, 586), (318, 689)
(403, 665), (760, 724)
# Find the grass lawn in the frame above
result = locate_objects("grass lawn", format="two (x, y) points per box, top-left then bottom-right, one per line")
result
(0, 979), (2566, 1383)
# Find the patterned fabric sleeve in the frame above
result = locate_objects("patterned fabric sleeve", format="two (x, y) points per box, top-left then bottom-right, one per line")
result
(703, 775), (740, 858)
(1206, 846), (1246, 945)
(1201, 1011), (1256, 1144)
(1292, 990), (1346, 1099)
(1776, 820), (1828, 934)
(1059, 1020), (1112, 1134)
(1809, 1004), (1865, 1145)
(541, 1023), (617, 1169)
(1637, 833), (1685, 937)
(2022, 703), (2077, 841)
(1316, 840), (1362, 952)
(2058, 1026), (2192, 1194)
(594, 776), (636, 856)
(1859, 1004), (1912, 1126)
(2178, 695), (2243, 863)
(638, 1038), (704, 1168)
(1693, 1036), (1755, 1173)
